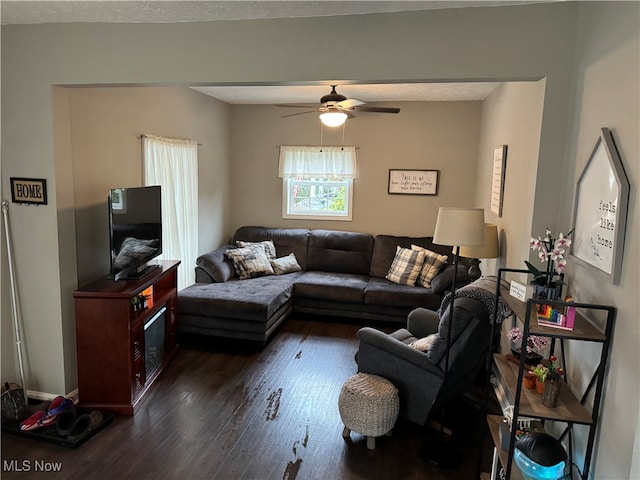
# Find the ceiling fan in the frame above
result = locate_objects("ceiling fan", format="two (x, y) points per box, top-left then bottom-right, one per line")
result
(276, 85), (401, 126)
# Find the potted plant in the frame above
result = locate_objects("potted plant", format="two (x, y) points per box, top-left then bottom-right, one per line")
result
(526, 228), (573, 301)
(532, 364), (549, 394)
(506, 327), (550, 365)
(523, 370), (536, 389)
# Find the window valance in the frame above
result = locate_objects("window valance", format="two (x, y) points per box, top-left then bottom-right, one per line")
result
(278, 146), (357, 180)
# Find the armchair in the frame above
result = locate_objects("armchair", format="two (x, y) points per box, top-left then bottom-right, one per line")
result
(356, 296), (492, 426)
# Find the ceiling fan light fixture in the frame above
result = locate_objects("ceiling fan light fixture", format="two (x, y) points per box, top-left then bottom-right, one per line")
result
(319, 111), (348, 127)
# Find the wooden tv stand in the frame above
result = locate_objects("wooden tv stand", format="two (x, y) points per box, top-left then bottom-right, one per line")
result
(73, 260), (180, 415)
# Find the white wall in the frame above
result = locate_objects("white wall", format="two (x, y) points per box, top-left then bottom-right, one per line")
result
(230, 101), (481, 236)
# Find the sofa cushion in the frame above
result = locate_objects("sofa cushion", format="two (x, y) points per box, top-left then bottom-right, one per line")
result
(226, 246), (274, 280)
(178, 273), (301, 322)
(385, 246), (426, 286)
(306, 229), (373, 275)
(294, 271), (369, 303)
(411, 245), (448, 288)
(270, 253), (303, 275)
(233, 226), (311, 270)
(196, 244), (236, 283)
(364, 277), (442, 311)
(370, 235), (454, 278)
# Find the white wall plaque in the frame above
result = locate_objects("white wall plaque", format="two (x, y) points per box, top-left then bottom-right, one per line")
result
(570, 128), (629, 284)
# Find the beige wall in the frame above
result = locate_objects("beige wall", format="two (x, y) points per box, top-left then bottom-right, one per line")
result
(66, 87), (231, 286)
(560, 3), (639, 478)
(229, 101), (481, 236)
(475, 80), (546, 279)
(5, 3), (638, 474)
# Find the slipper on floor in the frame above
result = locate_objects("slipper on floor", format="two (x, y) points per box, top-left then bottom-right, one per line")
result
(19, 396), (74, 431)
(67, 410), (103, 442)
(55, 408), (78, 436)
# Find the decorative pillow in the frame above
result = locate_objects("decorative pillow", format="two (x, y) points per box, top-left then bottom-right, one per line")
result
(409, 334), (438, 351)
(270, 253), (302, 275)
(225, 246), (274, 280)
(411, 245), (448, 288)
(236, 240), (277, 259)
(114, 237), (160, 269)
(385, 246), (426, 286)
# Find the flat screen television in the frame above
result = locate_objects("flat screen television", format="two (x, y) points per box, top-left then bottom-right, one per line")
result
(108, 185), (162, 280)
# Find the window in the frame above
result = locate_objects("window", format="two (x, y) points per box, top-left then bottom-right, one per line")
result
(278, 146), (357, 221)
(143, 134), (198, 290)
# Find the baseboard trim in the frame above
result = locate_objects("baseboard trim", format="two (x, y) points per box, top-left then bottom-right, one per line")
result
(27, 388), (79, 404)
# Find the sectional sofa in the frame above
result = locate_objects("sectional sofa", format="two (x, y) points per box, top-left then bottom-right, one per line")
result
(177, 226), (469, 344)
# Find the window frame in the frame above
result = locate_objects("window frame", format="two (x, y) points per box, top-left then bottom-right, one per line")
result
(282, 176), (354, 221)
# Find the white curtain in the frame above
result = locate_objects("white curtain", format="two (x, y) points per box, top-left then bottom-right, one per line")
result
(278, 146), (357, 180)
(143, 134), (198, 291)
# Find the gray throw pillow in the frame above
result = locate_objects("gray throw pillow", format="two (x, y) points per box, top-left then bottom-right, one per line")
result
(269, 253), (302, 275)
(236, 240), (277, 259)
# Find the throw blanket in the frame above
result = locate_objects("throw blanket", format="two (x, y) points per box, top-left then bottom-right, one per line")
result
(439, 276), (513, 325)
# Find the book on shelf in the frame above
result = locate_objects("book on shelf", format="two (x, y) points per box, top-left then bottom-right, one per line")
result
(536, 303), (575, 330)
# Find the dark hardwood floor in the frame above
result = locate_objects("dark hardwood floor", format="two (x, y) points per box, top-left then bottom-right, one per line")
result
(2, 318), (494, 479)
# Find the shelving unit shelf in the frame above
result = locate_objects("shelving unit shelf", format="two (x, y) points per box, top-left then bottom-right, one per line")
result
(486, 267), (615, 480)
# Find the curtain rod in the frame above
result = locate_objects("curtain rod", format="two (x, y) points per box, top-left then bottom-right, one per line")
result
(275, 145), (359, 149)
(138, 134), (202, 146)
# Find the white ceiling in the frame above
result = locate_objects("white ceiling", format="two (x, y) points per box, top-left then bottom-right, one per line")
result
(0, 1), (552, 25)
(0, 0), (550, 102)
(190, 82), (502, 103)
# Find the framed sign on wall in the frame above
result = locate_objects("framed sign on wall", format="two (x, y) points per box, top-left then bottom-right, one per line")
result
(570, 128), (629, 284)
(490, 145), (507, 217)
(388, 169), (439, 195)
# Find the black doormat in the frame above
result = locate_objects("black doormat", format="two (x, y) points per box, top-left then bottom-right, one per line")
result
(2, 409), (114, 448)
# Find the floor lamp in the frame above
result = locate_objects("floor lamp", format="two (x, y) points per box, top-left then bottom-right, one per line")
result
(459, 223), (500, 282)
(423, 207), (485, 467)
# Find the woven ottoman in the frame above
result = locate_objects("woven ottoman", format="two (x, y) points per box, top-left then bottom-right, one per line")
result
(338, 373), (400, 449)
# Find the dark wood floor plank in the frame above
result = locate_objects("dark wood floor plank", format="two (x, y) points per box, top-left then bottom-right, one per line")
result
(1, 318), (493, 479)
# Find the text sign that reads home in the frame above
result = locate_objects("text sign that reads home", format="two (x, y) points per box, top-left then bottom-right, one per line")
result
(10, 177), (48, 205)
(388, 169), (438, 195)
(509, 280), (529, 302)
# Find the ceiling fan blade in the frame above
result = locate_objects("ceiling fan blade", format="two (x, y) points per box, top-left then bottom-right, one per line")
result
(275, 103), (318, 108)
(337, 98), (366, 108)
(353, 106), (401, 114)
(282, 110), (317, 118)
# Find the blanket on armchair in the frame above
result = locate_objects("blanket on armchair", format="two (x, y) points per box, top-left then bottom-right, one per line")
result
(439, 276), (512, 325)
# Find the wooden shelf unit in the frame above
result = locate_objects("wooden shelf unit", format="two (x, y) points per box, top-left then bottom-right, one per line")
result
(485, 267), (615, 480)
(73, 260), (180, 415)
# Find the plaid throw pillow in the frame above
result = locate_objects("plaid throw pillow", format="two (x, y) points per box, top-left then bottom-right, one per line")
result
(385, 246), (426, 286)
(411, 245), (448, 288)
(236, 240), (277, 259)
(226, 246), (274, 280)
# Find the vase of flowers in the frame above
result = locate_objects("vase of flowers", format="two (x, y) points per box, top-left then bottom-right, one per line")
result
(541, 356), (564, 407)
(506, 327), (550, 365)
(526, 228), (573, 301)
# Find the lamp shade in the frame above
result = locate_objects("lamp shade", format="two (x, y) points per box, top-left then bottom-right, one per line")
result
(458, 223), (499, 259)
(433, 207), (485, 247)
(319, 110), (348, 127)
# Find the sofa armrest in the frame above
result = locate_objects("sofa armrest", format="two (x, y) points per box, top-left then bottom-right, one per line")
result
(357, 327), (442, 376)
(430, 264), (469, 294)
(195, 244), (236, 283)
(407, 308), (440, 338)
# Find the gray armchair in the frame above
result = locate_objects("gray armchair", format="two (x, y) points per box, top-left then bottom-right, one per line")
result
(356, 296), (492, 426)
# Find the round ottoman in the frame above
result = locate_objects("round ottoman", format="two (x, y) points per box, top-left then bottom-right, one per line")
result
(338, 373), (400, 449)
